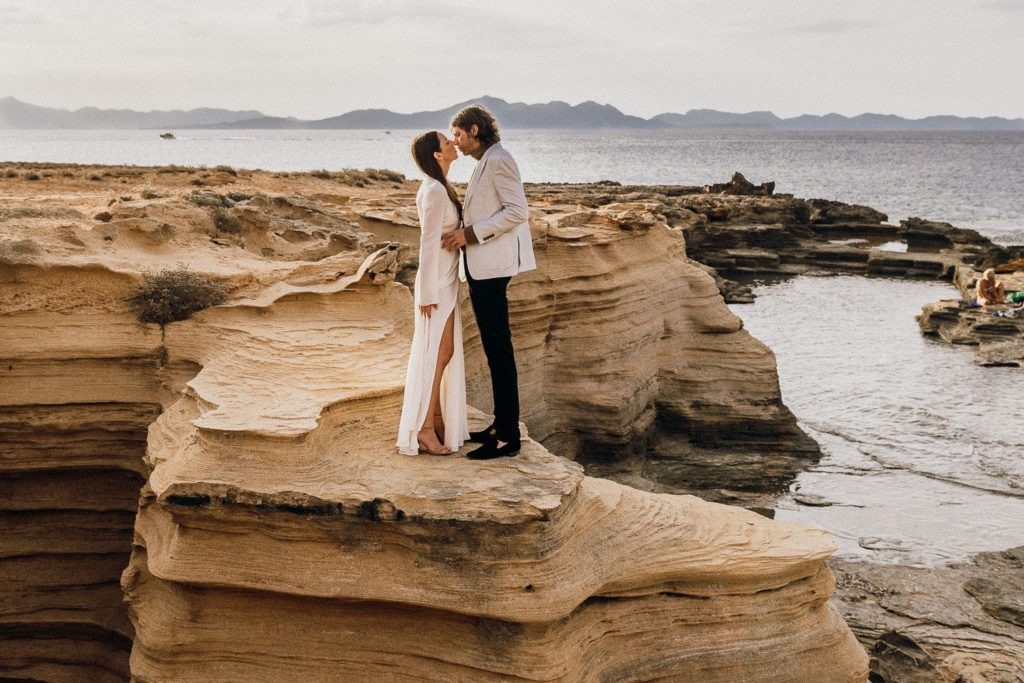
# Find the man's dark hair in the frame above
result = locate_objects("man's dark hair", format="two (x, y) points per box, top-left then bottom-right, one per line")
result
(451, 105), (501, 147)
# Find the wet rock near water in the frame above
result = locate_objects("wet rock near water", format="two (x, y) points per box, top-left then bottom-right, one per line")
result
(560, 172), (1024, 308)
(831, 546), (1024, 682)
(680, 210), (988, 296)
(917, 271), (1024, 367)
(703, 171), (776, 196)
(577, 171), (1024, 368)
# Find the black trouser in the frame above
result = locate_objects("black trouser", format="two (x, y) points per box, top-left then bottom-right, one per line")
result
(465, 257), (520, 443)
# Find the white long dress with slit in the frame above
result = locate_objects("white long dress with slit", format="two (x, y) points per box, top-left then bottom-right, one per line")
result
(396, 178), (469, 455)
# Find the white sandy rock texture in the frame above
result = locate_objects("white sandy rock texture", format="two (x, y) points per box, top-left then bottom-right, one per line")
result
(0, 163), (866, 681)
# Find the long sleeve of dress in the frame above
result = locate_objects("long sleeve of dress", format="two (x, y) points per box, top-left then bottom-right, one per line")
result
(468, 154), (529, 243)
(415, 184), (447, 306)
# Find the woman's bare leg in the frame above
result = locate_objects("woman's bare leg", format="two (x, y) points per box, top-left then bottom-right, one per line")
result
(418, 309), (456, 453)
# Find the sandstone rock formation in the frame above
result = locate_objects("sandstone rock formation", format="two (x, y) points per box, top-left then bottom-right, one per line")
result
(0, 163), (866, 681)
(461, 200), (820, 503)
(1, 260), (165, 682)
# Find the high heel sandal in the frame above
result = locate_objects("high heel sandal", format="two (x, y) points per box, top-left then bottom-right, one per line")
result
(417, 428), (451, 456)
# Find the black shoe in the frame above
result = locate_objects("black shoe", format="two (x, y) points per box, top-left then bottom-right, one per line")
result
(466, 439), (521, 460)
(468, 424), (498, 443)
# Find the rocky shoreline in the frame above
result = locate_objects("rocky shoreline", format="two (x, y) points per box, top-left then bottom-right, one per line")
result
(1, 161), (1020, 681)
(918, 288), (1024, 367)
(830, 548), (1024, 682)
(644, 172), (1024, 368)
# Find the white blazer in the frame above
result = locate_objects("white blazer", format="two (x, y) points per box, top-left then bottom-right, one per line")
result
(461, 143), (536, 281)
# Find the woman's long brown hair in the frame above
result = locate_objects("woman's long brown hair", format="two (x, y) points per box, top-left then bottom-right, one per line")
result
(411, 131), (463, 226)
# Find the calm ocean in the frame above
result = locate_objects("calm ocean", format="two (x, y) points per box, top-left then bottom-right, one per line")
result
(2, 128), (1022, 244)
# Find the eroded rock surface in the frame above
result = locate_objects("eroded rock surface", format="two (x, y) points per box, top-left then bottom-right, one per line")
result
(0, 163), (866, 681)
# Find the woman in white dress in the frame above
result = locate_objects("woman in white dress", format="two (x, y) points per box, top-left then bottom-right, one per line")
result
(396, 131), (469, 456)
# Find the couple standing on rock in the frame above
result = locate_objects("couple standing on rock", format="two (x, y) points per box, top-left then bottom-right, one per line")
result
(395, 105), (535, 459)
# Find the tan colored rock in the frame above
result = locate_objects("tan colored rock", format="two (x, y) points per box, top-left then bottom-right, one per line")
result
(0, 163), (867, 681)
(122, 250), (863, 680)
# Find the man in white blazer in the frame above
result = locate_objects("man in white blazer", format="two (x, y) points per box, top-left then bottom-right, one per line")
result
(441, 105), (535, 459)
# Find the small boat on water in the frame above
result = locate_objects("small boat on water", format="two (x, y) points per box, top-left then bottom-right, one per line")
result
(159, 132), (175, 139)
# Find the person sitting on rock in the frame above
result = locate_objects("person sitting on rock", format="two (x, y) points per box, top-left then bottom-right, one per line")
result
(976, 268), (1006, 306)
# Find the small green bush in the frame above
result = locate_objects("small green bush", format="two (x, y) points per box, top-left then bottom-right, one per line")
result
(311, 168), (332, 179)
(129, 265), (227, 325)
(25, 172), (40, 181)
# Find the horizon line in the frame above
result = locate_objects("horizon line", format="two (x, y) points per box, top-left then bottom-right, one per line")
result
(3, 94), (1023, 124)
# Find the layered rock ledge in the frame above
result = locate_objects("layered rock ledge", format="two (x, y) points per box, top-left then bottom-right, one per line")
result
(917, 269), (1024, 367)
(0, 163), (866, 681)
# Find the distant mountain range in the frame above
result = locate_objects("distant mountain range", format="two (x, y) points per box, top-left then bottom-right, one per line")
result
(0, 96), (263, 129)
(2, 95), (1022, 131)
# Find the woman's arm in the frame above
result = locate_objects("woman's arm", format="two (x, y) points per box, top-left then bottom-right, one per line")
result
(415, 185), (447, 312)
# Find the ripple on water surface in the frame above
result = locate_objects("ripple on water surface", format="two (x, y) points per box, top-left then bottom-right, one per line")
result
(731, 275), (1024, 565)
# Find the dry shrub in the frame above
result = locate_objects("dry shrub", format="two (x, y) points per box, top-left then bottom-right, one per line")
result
(365, 168), (405, 183)
(129, 265), (227, 325)
(213, 164), (238, 177)
(333, 167), (405, 186)
(212, 208), (242, 234)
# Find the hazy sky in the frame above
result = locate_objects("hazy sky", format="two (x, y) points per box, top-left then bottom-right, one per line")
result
(2, 0), (1022, 119)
